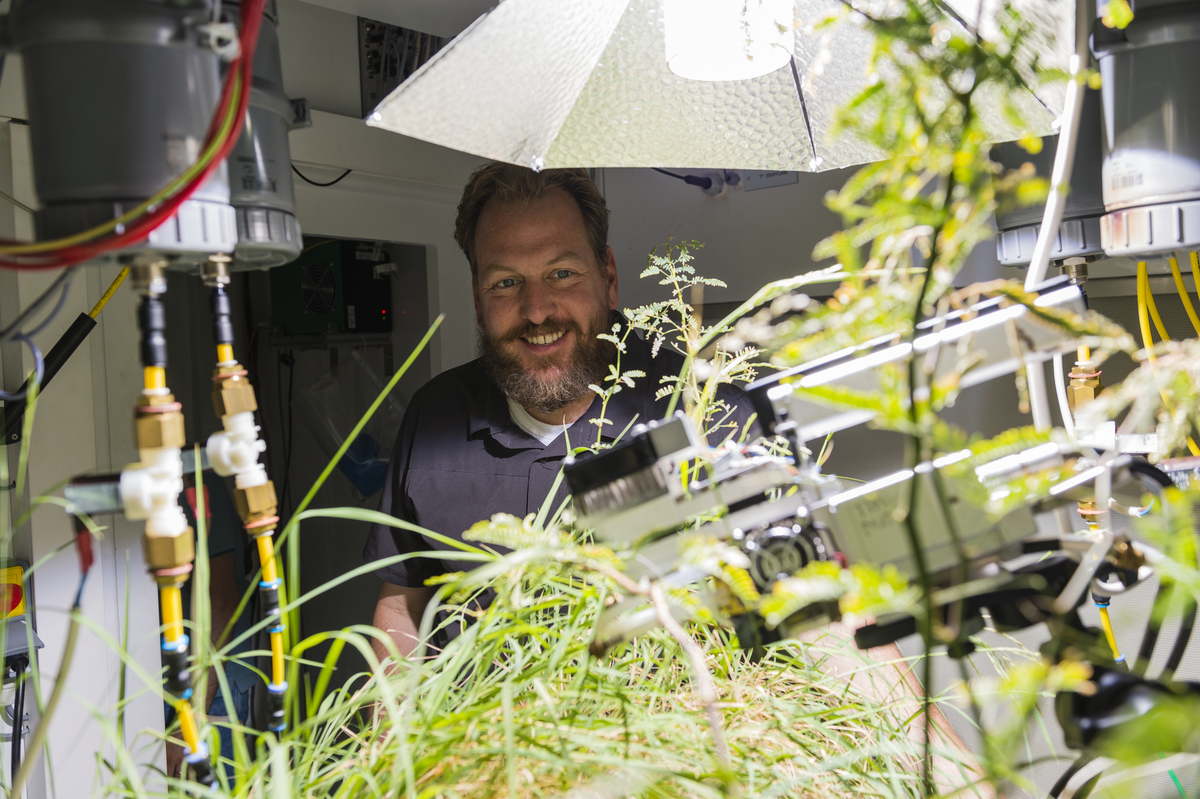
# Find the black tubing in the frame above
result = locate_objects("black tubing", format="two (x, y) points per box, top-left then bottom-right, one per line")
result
(1165, 597), (1197, 676)
(138, 295), (167, 369)
(2, 312), (96, 440)
(211, 285), (234, 346)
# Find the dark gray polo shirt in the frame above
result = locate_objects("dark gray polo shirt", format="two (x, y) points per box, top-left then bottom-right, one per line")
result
(362, 330), (756, 642)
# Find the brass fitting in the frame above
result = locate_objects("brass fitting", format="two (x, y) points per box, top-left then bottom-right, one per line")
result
(1109, 539), (1146, 573)
(144, 526), (196, 580)
(135, 394), (186, 450)
(235, 480), (278, 523)
(201, 255), (232, 288)
(1067, 362), (1102, 411)
(212, 367), (258, 418)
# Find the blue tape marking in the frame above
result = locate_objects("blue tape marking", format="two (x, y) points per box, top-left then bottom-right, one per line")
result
(183, 742), (209, 762)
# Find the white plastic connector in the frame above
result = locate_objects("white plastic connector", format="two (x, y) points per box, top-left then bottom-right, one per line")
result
(120, 448), (187, 533)
(206, 412), (267, 479)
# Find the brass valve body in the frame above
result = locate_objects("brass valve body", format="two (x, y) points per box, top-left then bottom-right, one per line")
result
(1067, 364), (1102, 411)
(135, 393), (186, 450)
(235, 480), (278, 524)
(212, 364), (258, 418)
(144, 526), (196, 580)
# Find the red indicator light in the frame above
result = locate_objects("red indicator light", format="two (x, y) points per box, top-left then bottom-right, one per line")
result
(1, 584), (23, 615)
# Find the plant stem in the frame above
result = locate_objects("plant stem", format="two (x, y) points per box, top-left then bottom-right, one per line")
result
(12, 605), (80, 799)
(649, 583), (732, 776)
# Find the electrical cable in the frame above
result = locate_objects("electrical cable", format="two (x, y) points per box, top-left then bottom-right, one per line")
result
(281, 352), (295, 511)
(22, 272), (72, 338)
(0, 0), (268, 270)
(2, 268), (129, 439)
(1163, 596), (1196, 677)
(651, 167), (713, 191)
(9, 654), (26, 780)
(0, 267), (77, 344)
(0, 335), (44, 403)
(291, 164), (353, 187)
(10, 586), (80, 799)
(88, 267), (130, 319)
(1135, 582), (1166, 676)
(1136, 262), (1200, 457)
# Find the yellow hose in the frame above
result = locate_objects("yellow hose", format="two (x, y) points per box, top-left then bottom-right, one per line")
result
(257, 535), (277, 582)
(144, 366), (166, 392)
(161, 585), (184, 644)
(1097, 604), (1123, 662)
(216, 343), (234, 364)
(270, 632), (286, 685)
(174, 699), (203, 754)
(255, 530), (286, 685)
(1137, 262), (1200, 457)
(88, 267), (130, 319)
(1144, 268), (1171, 343)
(1168, 256), (1200, 337)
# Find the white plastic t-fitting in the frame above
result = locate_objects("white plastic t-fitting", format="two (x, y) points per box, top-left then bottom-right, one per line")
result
(206, 411), (268, 480)
(120, 447), (188, 535)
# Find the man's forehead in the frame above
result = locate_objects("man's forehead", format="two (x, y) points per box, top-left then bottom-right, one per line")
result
(477, 190), (587, 243)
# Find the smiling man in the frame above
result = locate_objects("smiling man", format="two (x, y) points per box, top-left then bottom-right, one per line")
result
(363, 164), (754, 659)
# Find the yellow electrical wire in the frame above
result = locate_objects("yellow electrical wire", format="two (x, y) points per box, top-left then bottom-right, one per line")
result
(0, 72), (244, 256)
(216, 343), (234, 364)
(1097, 604), (1123, 662)
(1137, 262), (1200, 457)
(1169, 255), (1200, 337)
(88, 267), (130, 319)
(144, 366), (167, 392)
(160, 585), (184, 643)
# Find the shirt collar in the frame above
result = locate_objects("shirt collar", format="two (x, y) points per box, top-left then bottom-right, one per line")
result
(467, 318), (656, 453)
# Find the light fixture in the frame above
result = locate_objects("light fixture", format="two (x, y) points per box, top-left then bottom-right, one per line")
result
(664, 0), (795, 82)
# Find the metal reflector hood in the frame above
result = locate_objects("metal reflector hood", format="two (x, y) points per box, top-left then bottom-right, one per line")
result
(367, 0), (1071, 172)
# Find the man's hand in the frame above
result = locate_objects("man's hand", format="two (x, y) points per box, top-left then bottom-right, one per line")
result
(371, 582), (436, 663)
(166, 741), (183, 779)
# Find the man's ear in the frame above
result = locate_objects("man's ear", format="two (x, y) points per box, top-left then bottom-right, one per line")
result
(604, 246), (618, 310)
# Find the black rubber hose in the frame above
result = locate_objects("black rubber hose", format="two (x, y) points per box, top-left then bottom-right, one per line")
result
(10, 657), (25, 779)
(211, 285), (234, 347)
(138, 295), (167, 369)
(2, 312), (96, 440)
(1136, 582), (1168, 676)
(1049, 755), (1094, 799)
(1164, 596), (1197, 676)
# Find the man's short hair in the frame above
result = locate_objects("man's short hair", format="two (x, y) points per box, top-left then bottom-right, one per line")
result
(454, 163), (610, 277)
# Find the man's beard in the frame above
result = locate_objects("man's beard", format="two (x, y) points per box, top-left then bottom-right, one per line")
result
(478, 311), (615, 418)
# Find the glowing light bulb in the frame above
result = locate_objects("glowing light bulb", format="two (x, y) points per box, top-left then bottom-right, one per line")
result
(664, 0), (795, 82)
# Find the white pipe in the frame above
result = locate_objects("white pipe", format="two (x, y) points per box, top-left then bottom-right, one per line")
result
(1024, 0), (1091, 436)
(1023, 0), (1091, 292)
(1052, 353), (1077, 441)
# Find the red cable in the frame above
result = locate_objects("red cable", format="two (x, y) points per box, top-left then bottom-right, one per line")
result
(0, 0), (269, 271)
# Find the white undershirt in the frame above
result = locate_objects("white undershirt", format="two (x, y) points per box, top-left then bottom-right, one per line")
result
(507, 397), (571, 446)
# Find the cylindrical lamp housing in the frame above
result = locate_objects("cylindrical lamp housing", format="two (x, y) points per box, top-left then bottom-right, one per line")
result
(6, 0), (237, 267)
(1094, 0), (1200, 257)
(991, 88), (1106, 266)
(224, 0), (309, 271)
